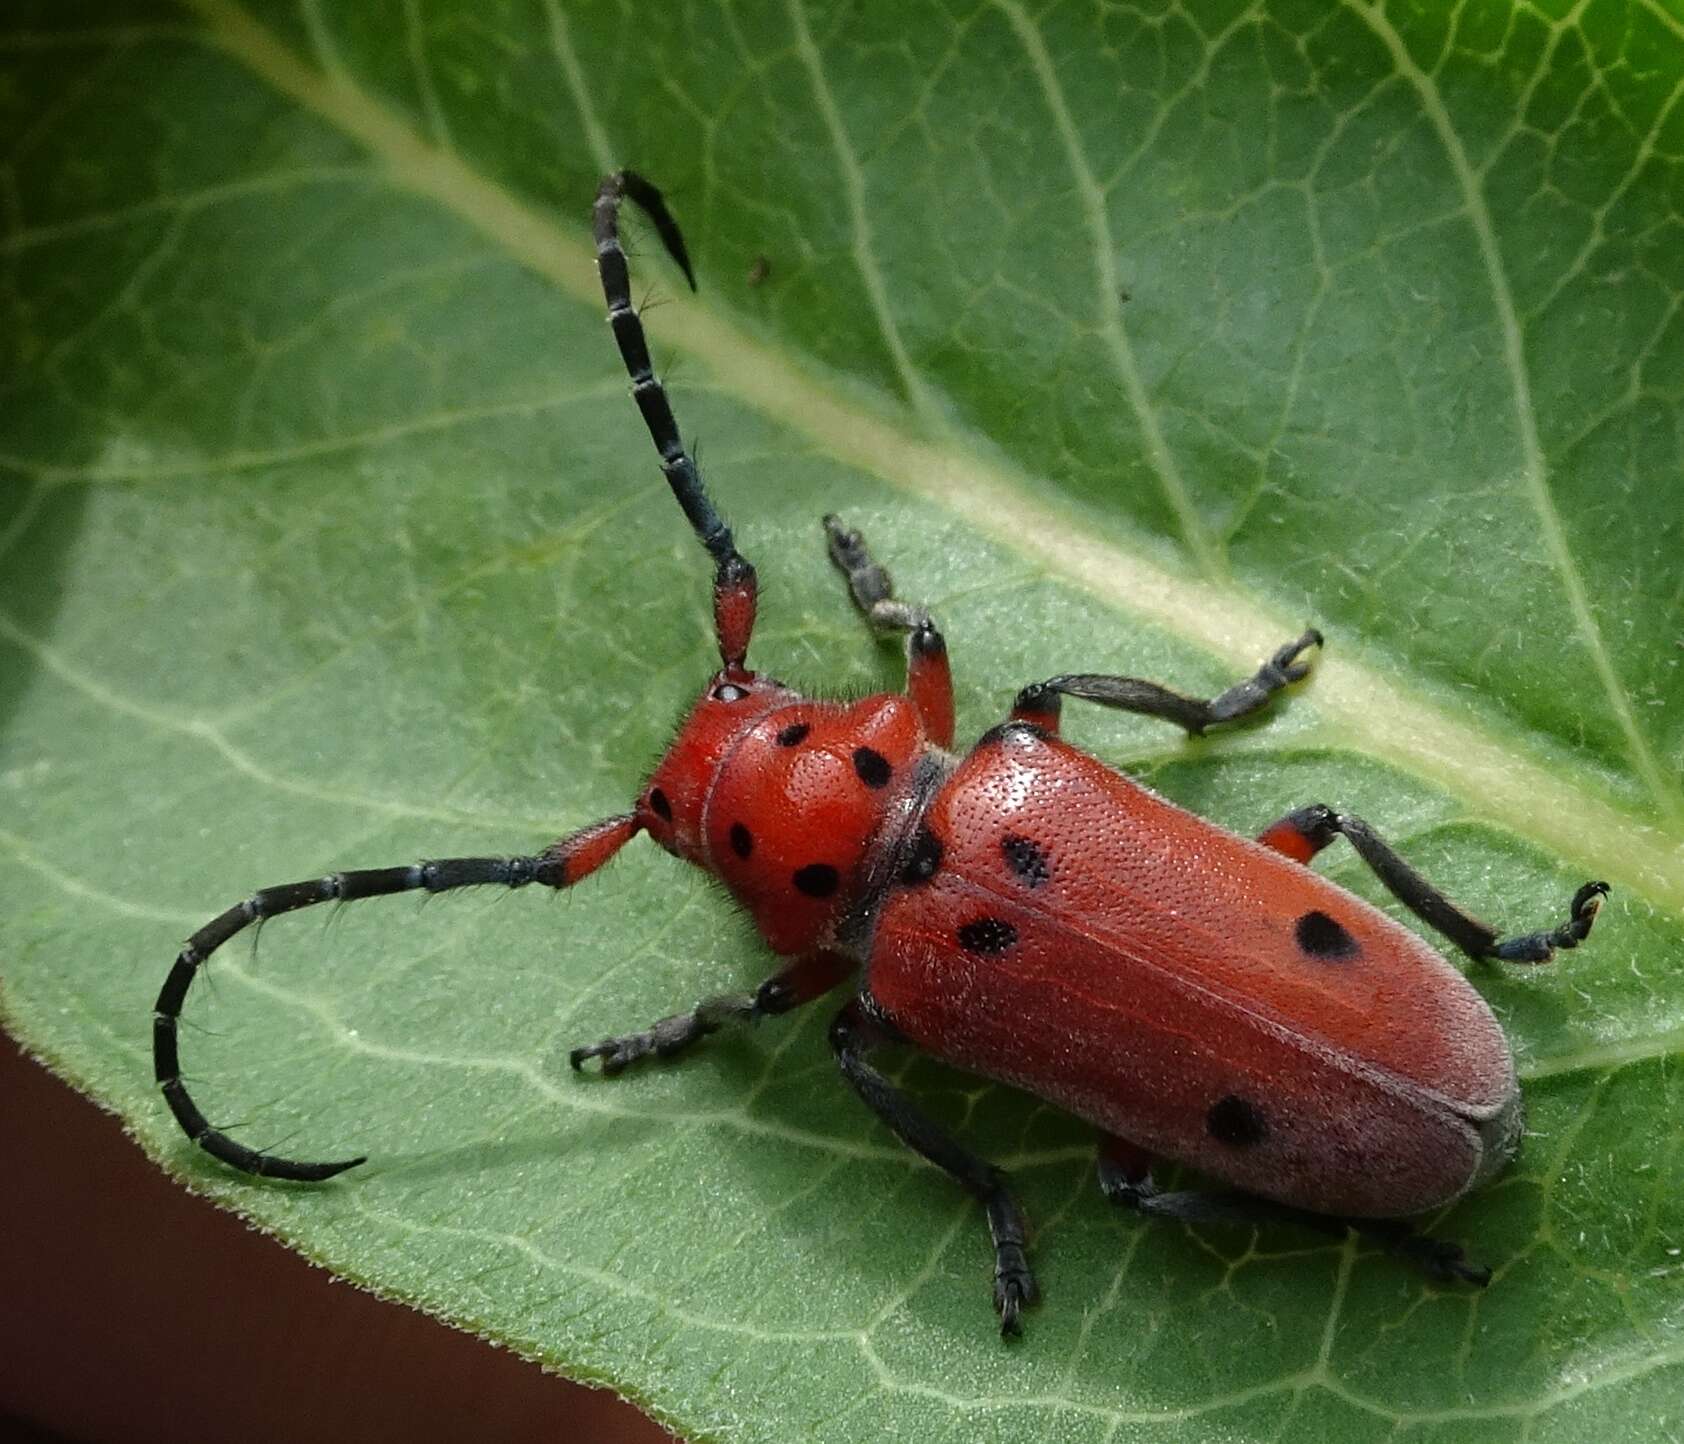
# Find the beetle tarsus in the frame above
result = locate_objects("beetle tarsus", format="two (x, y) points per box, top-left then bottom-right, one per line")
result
(570, 970), (825, 1076)
(1389, 1232), (1492, 1288)
(986, 1185), (1039, 1338)
(1030, 626), (1325, 737)
(568, 1017), (706, 1075)
(994, 1246), (1038, 1338)
(1488, 880), (1610, 964)
(823, 513), (927, 633)
(569, 999), (744, 1074)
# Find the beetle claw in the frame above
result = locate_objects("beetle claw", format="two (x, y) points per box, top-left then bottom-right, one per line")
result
(1451, 1258), (1494, 1288)
(1398, 1234), (1491, 1288)
(1487, 879), (1612, 963)
(1571, 881), (1611, 923)
(993, 1251), (1039, 1338)
(1271, 627), (1326, 684)
(569, 1036), (647, 1074)
(994, 1276), (1033, 1337)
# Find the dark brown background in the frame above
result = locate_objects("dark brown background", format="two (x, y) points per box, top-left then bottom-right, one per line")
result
(0, 1031), (675, 1443)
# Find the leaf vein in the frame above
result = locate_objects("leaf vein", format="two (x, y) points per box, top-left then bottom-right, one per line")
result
(1345, 0), (1683, 830)
(543, 0), (616, 177)
(990, 0), (1226, 581)
(784, 0), (943, 429)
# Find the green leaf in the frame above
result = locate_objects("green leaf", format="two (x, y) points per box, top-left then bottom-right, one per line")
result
(4, 0), (1683, 1439)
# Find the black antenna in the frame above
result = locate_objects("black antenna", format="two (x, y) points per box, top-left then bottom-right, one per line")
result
(593, 171), (758, 674)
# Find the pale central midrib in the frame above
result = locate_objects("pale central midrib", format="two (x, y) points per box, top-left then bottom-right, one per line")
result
(182, 0), (1684, 914)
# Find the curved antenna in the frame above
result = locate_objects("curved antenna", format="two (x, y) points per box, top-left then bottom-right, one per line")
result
(594, 171), (758, 676)
(154, 818), (639, 1179)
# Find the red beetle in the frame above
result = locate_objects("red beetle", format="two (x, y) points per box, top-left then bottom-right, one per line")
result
(153, 172), (1608, 1335)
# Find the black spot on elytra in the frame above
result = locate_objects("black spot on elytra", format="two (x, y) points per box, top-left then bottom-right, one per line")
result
(957, 917), (1017, 955)
(899, 829), (943, 885)
(1001, 834), (1049, 887)
(776, 722), (811, 747)
(853, 746), (892, 788)
(1296, 909), (1358, 960)
(1206, 1095), (1267, 1147)
(648, 787), (672, 821)
(793, 863), (840, 898)
(729, 822), (753, 860)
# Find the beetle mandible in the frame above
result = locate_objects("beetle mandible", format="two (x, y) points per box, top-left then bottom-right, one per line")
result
(152, 171), (1609, 1336)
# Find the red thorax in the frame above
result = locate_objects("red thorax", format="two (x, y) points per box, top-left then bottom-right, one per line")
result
(639, 672), (931, 955)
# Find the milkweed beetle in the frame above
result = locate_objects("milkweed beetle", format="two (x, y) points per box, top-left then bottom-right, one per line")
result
(153, 171), (1610, 1336)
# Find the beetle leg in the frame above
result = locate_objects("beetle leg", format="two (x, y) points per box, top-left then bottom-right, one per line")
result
(570, 949), (854, 1075)
(823, 514), (955, 748)
(1105, 1182), (1492, 1286)
(1017, 629), (1323, 737)
(1256, 804), (1609, 964)
(830, 998), (1039, 1337)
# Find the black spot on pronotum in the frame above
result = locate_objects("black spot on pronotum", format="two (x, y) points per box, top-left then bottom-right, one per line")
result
(1001, 834), (1049, 887)
(777, 722), (811, 747)
(853, 746), (892, 789)
(793, 863), (840, 898)
(1206, 1095), (1268, 1147)
(648, 788), (673, 821)
(957, 917), (1017, 955)
(1295, 909), (1358, 960)
(729, 823), (753, 860)
(900, 829), (943, 885)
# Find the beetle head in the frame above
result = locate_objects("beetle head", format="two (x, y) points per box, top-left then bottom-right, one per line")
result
(637, 670), (799, 864)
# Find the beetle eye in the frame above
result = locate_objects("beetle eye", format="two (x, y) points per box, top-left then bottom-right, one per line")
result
(712, 683), (748, 702)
